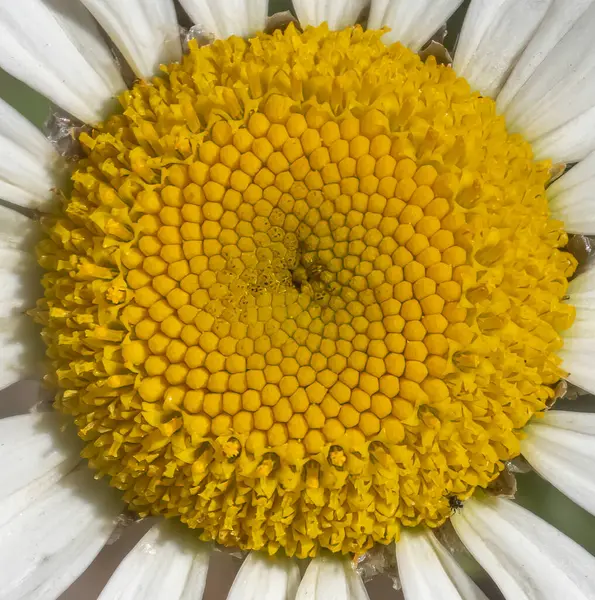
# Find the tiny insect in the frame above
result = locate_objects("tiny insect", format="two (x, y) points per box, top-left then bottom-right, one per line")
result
(448, 496), (464, 512)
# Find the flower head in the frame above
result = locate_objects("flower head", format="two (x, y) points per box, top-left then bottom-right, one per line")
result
(2, 0), (595, 598)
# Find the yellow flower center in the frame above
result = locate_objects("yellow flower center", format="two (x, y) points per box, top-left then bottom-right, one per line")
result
(36, 24), (576, 558)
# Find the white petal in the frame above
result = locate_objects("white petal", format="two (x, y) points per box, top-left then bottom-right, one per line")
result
(295, 556), (369, 600)
(179, 0), (268, 39)
(292, 0), (368, 31)
(559, 336), (595, 394)
(0, 205), (43, 390)
(0, 466), (122, 600)
(79, 0), (182, 80)
(495, 2), (595, 162)
(0, 204), (40, 250)
(0, 412), (81, 528)
(0, 98), (64, 210)
(0, 0), (126, 124)
(566, 262), (595, 312)
(497, 0), (595, 110)
(226, 552), (300, 600)
(453, 0), (551, 97)
(0, 314), (42, 391)
(527, 410), (595, 435)
(98, 522), (209, 600)
(396, 530), (488, 600)
(547, 149), (595, 233)
(0, 246), (40, 318)
(368, 0), (464, 51)
(531, 108), (595, 163)
(452, 496), (595, 600)
(523, 411), (595, 517)
(0, 248), (31, 312)
(559, 263), (595, 394)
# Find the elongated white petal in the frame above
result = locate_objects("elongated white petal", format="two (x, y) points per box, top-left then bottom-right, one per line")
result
(547, 150), (595, 234)
(79, 0), (182, 80)
(0, 206), (40, 314)
(0, 313), (42, 390)
(226, 552), (300, 600)
(0, 246), (42, 387)
(0, 245), (40, 317)
(0, 204), (39, 250)
(179, 0), (268, 38)
(559, 336), (595, 393)
(559, 263), (595, 394)
(295, 556), (369, 600)
(0, 466), (122, 600)
(523, 411), (595, 517)
(0, 205), (42, 390)
(397, 530), (488, 600)
(533, 109), (595, 163)
(292, 0), (368, 30)
(98, 522), (209, 600)
(497, 0), (595, 110)
(0, 0), (125, 124)
(368, 0), (463, 51)
(496, 2), (595, 162)
(0, 98), (64, 210)
(528, 411), (595, 435)
(0, 212), (42, 324)
(566, 263), (595, 312)
(453, 0), (550, 98)
(0, 413), (81, 528)
(452, 496), (595, 600)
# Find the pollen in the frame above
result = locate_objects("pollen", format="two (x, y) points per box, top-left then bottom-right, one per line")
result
(35, 24), (576, 558)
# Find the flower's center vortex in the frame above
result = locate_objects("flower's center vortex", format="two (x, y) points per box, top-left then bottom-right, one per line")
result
(36, 24), (576, 558)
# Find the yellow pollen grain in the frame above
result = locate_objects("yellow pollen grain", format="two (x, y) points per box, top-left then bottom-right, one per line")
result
(36, 24), (576, 560)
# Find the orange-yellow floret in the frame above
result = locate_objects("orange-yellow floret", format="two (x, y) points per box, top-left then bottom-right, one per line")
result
(36, 24), (576, 559)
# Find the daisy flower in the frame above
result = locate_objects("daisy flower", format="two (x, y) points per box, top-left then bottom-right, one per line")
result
(2, 0), (595, 598)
